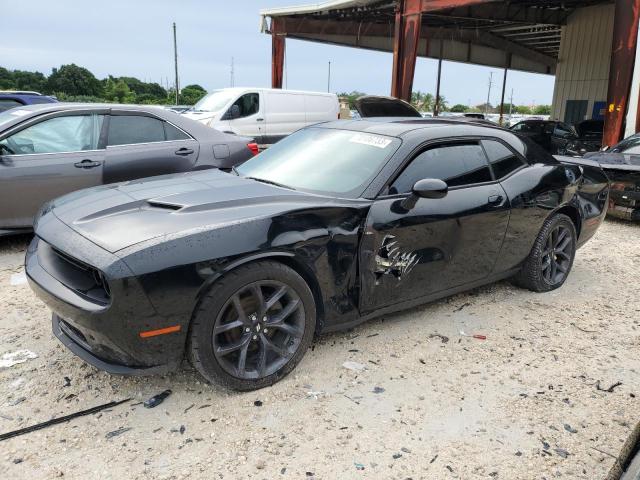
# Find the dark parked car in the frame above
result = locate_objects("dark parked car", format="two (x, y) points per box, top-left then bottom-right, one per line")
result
(26, 119), (609, 390)
(0, 90), (57, 113)
(583, 133), (640, 221)
(510, 120), (576, 154)
(565, 119), (604, 156)
(0, 103), (258, 235)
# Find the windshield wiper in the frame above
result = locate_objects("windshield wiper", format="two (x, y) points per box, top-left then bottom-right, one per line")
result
(244, 176), (295, 190)
(231, 165), (240, 176)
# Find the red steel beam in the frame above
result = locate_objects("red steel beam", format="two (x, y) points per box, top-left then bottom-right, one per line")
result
(603, 0), (640, 146)
(420, 0), (499, 12)
(391, 0), (423, 101)
(271, 19), (286, 89)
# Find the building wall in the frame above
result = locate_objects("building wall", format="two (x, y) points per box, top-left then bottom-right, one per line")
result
(551, 4), (615, 123)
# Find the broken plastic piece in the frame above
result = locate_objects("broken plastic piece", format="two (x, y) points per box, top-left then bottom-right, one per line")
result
(0, 350), (38, 368)
(144, 389), (172, 408)
(0, 398), (131, 441)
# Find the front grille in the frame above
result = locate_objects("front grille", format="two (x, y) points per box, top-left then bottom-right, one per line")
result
(38, 240), (111, 305)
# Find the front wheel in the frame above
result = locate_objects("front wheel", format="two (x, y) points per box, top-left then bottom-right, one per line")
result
(512, 213), (577, 292)
(188, 261), (316, 391)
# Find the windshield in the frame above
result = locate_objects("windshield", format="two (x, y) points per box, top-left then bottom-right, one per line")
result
(191, 90), (236, 112)
(236, 127), (401, 198)
(611, 133), (640, 153)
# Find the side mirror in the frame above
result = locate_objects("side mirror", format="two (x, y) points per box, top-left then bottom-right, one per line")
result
(397, 178), (448, 212)
(412, 178), (448, 199)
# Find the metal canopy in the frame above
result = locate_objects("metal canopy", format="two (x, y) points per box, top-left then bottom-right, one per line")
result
(261, 0), (614, 74)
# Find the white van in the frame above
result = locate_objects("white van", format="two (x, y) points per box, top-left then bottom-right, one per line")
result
(182, 88), (339, 144)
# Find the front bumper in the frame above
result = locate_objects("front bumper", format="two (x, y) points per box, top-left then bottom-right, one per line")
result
(25, 219), (186, 374)
(52, 313), (172, 375)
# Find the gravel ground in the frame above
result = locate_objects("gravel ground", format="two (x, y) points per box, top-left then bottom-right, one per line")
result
(1, 219), (639, 480)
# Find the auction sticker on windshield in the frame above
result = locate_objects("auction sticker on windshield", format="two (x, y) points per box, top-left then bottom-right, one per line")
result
(349, 133), (393, 149)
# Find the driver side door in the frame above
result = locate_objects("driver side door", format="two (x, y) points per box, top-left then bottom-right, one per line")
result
(359, 141), (510, 314)
(0, 111), (105, 229)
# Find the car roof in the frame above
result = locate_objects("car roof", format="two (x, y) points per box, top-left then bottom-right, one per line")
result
(0, 102), (237, 141)
(316, 117), (509, 137)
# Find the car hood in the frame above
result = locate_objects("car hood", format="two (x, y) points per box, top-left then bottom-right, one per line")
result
(48, 169), (325, 253)
(582, 152), (640, 172)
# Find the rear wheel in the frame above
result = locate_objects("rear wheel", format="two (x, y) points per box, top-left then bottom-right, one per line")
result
(512, 213), (577, 292)
(188, 261), (315, 391)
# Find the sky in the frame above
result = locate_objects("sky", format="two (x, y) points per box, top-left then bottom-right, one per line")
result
(2, 0), (555, 107)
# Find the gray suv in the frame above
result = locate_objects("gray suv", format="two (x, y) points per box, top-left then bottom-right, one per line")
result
(0, 103), (258, 235)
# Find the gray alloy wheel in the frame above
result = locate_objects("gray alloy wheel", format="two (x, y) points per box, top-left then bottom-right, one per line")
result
(188, 261), (316, 391)
(512, 213), (577, 292)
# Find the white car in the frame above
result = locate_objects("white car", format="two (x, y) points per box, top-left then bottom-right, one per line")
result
(183, 88), (339, 145)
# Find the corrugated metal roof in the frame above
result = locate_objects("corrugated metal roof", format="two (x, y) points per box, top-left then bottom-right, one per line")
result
(260, 0), (380, 17)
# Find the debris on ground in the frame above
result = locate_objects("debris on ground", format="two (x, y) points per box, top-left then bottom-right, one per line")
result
(9, 272), (27, 286)
(428, 333), (450, 343)
(596, 381), (622, 393)
(554, 448), (570, 459)
(459, 330), (487, 340)
(372, 386), (385, 394)
(105, 427), (131, 439)
(0, 398), (131, 441)
(254, 400), (263, 407)
(0, 349), (38, 368)
(143, 389), (172, 408)
(354, 462), (365, 470)
(564, 424), (578, 433)
(342, 361), (366, 372)
(306, 391), (326, 399)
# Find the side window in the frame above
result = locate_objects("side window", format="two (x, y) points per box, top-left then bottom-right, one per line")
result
(553, 123), (573, 137)
(108, 115), (165, 146)
(0, 114), (103, 155)
(229, 93), (259, 119)
(511, 123), (523, 132)
(482, 140), (527, 179)
(390, 143), (492, 194)
(164, 122), (190, 141)
(0, 99), (23, 113)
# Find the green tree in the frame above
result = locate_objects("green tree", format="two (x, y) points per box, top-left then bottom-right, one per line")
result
(450, 104), (469, 113)
(0, 67), (14, 89)
(46, 64), (103, 97)
(515, 105), (532, 114)
(12, 70), (47, 92)
(103, 78), (135, 103)
(180, 84), (207, 105)
(411, 91), (434, 111)
(533, 104), (551, 115)
(435, 95), (448, 112)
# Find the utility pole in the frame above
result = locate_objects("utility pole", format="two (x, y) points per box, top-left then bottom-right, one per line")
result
(230, 57), (235, 87)
(327, 61), (331, 93)
(173, 22), (179, 105)
(485, 72), (494, 115)
(509, 88), (514, 120)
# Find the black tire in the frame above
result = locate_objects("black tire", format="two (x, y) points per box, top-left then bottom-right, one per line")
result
(188, 261), (316, 391)
(512, 213), (577, 292)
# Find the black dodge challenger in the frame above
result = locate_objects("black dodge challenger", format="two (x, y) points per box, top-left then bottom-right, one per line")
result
(26, 119), (609, 390)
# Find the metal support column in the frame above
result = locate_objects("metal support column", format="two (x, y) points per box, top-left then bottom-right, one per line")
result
(271, 19), (286, 89)
(499, 54), (511, 126)
(603, 0), (640, 146)
(390, 0), (423, 101)
(434, 40), (443, 117)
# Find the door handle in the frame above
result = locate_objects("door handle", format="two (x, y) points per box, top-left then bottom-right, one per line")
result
(256, 118), (264, 122)
(74, 159), (102, 169)
(488, 194), (504, 206)
(175, 148), (194, 156)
